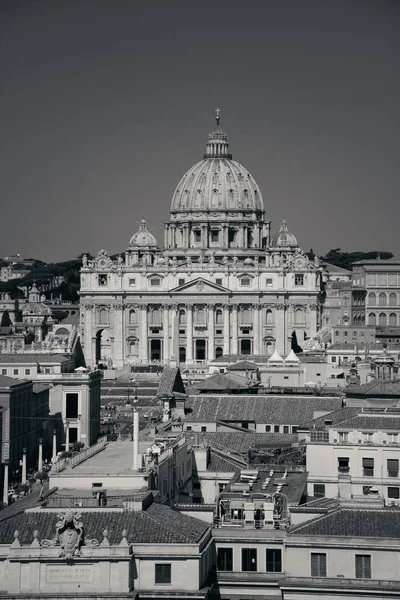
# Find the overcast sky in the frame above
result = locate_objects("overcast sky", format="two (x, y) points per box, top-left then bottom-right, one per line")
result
(1, 0), (399, 263)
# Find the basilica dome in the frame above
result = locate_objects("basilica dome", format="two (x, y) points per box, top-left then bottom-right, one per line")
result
(271, 219), (298, 248)
(170, 114), (264, 215)
(129, 219), (158, 248)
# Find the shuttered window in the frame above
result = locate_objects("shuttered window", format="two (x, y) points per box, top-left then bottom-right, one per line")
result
(355, 554), (371, 579)
(387, 459), (399, 477)
(311, 553), (327, 577)
(362, 458), (374, 476)
(155, 564), (171, 584)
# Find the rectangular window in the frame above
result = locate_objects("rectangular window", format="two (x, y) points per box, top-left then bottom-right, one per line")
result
(241, 548), (257, 572)
(362, 432), (373, 443)
(216, 329), (223, 335)
(283, 425), (289, 434)
(313, 484), (325, 498)
(240, 278), (251, 286)
(129, 278), (136, 286)
(274, 425), (280, 433)
(266, 549), (282, 572)
(45, 367), (51, 373)
(265, 425), (271, 432)
(387, 434), (399, 443)
(98, 274), (108, 286)
(211, 230), (219, 243)
(344, 331), (348, 337)
(265, 278), (273, 286)
(24, 368), (31, 375)
(355, 554), (371, 579)
(363, 457), (374, 477)
(388, 487), (400, 499)
(311, 553), (327, 577)
(186, 426), (192, 431)
(217, 548), (233, 571)
(155, 563), (171, 585)
(338, 432), (348, 442)
(194, 230), (201, 242)
(150, 278), (161, 286)
(1, 368), (7, 375)
(387, 459), (399, 477)
(178, 278), (185, 286)
(331, 356), (337, 363)
(338, 457), (349, 473)
(13, 368), (19, 375)
(201, 426), (207, 432)
(216, 278), (222, 286)
(66, 393), (79, 419)
(295, 274), (304, 286)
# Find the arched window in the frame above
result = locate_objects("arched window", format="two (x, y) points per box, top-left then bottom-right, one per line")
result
(179, 347), (186, 363)
(379, 292), (387, 306)
(368, 293), (376, 306)
(129, 309), (137, 324)
(389, 313), (397, 327)
(369, 313), (376, 326)
(215, 346), (223, 358)
(215, 309), (223, 326)
(241, 308), (251, 325)
(179, 309), (186, 325)
(266, 309), (273, 324)
(129, 340), (137, 354)
(294, 308), (305, 325)
(98, 308), (108, 324)
(389, 292), (397, 306)
(379, 313), (387, 326)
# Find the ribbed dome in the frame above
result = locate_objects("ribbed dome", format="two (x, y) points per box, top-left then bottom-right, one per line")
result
(271, 219), (298, 248)
(129, 219), (158, 248)
(171, 112), (263, 214)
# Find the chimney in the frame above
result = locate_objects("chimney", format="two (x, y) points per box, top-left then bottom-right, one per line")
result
(132, 409), (139, 471)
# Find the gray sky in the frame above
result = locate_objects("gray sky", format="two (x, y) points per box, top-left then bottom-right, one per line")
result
(1, 0), (399, 262)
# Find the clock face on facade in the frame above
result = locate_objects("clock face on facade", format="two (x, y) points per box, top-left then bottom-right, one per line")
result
(98, 258), (107, 269)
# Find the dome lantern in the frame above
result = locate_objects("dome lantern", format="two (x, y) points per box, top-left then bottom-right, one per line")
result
(203, 109), (232, 159)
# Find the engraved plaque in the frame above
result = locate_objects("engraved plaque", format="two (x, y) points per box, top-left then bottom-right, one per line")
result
(46, 564), (93, 583)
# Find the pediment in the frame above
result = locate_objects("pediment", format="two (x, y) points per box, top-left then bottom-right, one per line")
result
(169, 277), (230, 294)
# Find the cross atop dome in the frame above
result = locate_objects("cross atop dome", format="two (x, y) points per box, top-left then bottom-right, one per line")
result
(215, 107), (220, 126)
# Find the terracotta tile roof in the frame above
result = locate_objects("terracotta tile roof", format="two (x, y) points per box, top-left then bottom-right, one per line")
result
(0, 374), (27, 388)
(157, 366), (186, 397)
(290, 507), (400, 538)
(299, 407), (360, 430)
(187, 431), (297, 455)
(207, 451), (240, 472)
(185, 395), (342, 425)
(346, 379), (400, 397)
(332, 413), (400, 431)
(229, 360), (258, 371)
(197, 373), (252, 391)
(32, 382), (51, 394)
(0, 353), (71, 364)
(0, 502), (209, 545)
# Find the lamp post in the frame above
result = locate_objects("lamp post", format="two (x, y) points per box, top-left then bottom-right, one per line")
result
(2, 460), (9, 506)
(38, 438), (43, 472)
(65, 420), (70, 453)
(52, 429), (57, 462)
(22, 448), (27, 484)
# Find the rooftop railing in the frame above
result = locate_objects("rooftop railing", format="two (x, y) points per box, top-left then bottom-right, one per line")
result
(51, 436), (108, 473)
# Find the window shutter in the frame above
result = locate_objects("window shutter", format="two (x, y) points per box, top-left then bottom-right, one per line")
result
(387, 459), (399, 470)
(363, 458), (374, 467)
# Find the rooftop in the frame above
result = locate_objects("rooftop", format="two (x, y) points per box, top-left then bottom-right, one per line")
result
(0, 353), (71, 364)
(346, 379), (400, 397)
(290, 507), (400, 538)
(185, 395), (342, 425)
(188, 431), (297, 455)
(0, 501), (209, 545)
(157, 365), (186, 397)
(0, 373), (28, 388)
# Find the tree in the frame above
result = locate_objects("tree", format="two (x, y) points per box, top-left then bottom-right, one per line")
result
(322, 248), (394, 271)
(0, 310), (12, 327)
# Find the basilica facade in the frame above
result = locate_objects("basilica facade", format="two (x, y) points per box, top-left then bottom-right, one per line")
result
(80, 115), (323, 368)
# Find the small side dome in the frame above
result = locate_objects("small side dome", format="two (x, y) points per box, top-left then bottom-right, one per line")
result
(129, 219), (158, 248)
(243, 258), (254, 265)
(271, 219), (298, 248)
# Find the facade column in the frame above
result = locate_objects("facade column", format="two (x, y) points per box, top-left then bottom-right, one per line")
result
(65, 422), (70, 453)
(163, 305), (170, 362)
(2, 461), (9, 506)
(309, 303), (318, 339)
(186, 304), (193, 363)
(38, 438), (43, 472)
(223, 305), (230, 355)
(22, 448), (27, 483)
(231, 306), (238, 355)
(170, 305), (179, 361)
(139, 305), (148, 362)
(112, 304), (124, 367)
(253, 305), (260, 355)
(83, 304), (94, 366)
(275, 304), (286, 355)
(52, 429), (57, 462)
(208, 306), (215, 362)
(202, 225), (208, 248)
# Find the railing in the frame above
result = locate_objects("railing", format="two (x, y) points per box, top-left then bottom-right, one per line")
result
(51, 436), (108, 473)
